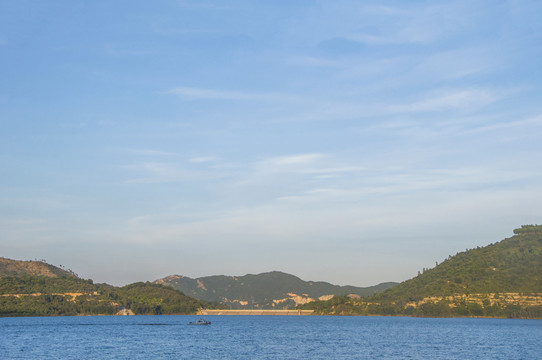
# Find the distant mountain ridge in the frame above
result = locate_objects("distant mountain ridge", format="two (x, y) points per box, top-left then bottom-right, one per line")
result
(154, 271), (397, 309)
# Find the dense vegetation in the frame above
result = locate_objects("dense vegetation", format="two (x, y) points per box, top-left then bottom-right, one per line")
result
(300, 225), (542, 319)
(155, 271), (397, 309)
(0, 276), (218, 317)
(117, 282), (206, 315)
(0, 259), (220, 317)
(300, 294), (542, 319)
(0, 275), (97, 295)
(378, 225), (542, 299)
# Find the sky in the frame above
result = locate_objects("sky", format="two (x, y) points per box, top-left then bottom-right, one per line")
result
(1, 0), (542, 287)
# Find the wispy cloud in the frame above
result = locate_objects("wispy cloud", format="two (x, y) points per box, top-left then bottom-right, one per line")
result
(265, 153), (325, 166)
(168, 87), (285, 101)
(123, 162), (194, 184)
(125, 148), (178, 156)
(110, 163), (542, 247)
(287, 55), (338, 67)
(330, 3), (473, 46)
(360, 4), (414, 17)
(264, 87), (501, 126)
(393, 2), (476, 44)
(249, 153), (366, 178)
(189, 156), (218, 163)
(104, 44), (153, 57)
(394, 89), (499, 113)
(122, 159), (234, 184)
(463, 114), (542, 135)
(272, 165), (535, 206)
(175, 0), (226, 10)
(409, 47), (496, 80)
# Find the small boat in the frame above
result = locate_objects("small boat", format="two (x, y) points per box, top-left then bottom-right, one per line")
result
(189, 318), (211, 325)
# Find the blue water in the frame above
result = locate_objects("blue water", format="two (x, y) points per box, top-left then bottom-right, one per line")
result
(1, 315), (541, 359)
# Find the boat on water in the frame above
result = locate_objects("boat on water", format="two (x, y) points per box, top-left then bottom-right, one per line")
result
(189, 318), (211, 325)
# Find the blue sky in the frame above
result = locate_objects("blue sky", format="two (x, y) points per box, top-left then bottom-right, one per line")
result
(1, 0), (541, 286)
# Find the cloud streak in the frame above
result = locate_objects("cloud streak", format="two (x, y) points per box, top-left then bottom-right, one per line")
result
(168, 87), (287, 101)
(396, 89), (499, 113)
(462, 114), (542, 135)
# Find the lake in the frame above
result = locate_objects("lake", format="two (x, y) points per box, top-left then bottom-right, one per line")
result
(1, 315), (541, 359)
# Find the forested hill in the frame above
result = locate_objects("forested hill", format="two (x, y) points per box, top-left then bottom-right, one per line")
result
(0, 258), (217, 317)
(300, 225), (542, 318)
(155, 271), (397, 309)
(376, 224), (542, 300)
(0, 257), (77, 278)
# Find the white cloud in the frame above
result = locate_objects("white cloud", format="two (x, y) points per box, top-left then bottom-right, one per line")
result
(395, 89), (498, 113)
(265, 153), (325, 166)
(96, 178), (542, 256)
(359, 4), (413, 17)
(287, 55), (338, 67)
(168, 87), (284, 101)
(463, 114), (542, 135)
(248, 154), (366, 181)
(104, 44), (152, 57)
(125, 215), (153, 226)
(122, 159), (235, 184)
(123, 162), (193, 183)
(393, 2), (475, 44)
(409, 47), (496, 80)
(126, 148), (177, 156)
(175, 0), (225, 10)
(334, 2), (474, 46)
(189, 156), (218, 163)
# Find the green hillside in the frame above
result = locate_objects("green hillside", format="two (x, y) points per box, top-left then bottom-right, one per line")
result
(378, 224), (542, 301)
(300, 225), (542, 318)
(0, 257), (77, 278)
(155, 271), (397, 309)
(0, 258), (215, 316)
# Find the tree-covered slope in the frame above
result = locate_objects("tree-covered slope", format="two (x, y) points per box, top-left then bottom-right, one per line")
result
(155, 271), (397, 309)
(300, 225), (542, 318)
(0, 258), (215, 316)
(114, 282), (210, 315)
(377, 224), (542, 301)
